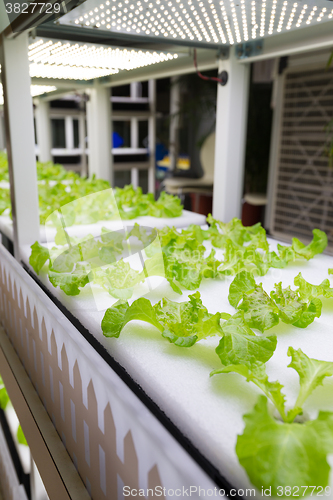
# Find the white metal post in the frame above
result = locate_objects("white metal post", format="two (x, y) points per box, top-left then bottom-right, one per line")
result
(212, 54), (250, 222)
(265, 61), (284, 230)
(148, 79), (156, 195)
(35, 99), (52, 163)
(130, 82), (141, 99)
(86, 84), (113, 184)
(0, 33), (39, 256)
(65, 115), (74, 150)
(0, 110), (4, 150)
(79, 112), (88, 177)
(130, 117), (139, 188)
(169, 76), (180, 171)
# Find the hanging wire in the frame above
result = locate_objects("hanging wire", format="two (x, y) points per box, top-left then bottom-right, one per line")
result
(193, 48), (224, 84)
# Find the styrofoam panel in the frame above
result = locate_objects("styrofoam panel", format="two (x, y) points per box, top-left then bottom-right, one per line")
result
(19, 237), (333, 498)
(0, 210), (206, 243)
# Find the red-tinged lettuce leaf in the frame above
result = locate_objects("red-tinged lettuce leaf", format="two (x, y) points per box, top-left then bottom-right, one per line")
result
(29, 241), (50, 275)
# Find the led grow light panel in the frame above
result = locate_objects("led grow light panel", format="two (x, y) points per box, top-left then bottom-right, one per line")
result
(59, 0), (333, 46)
(0, 84), (56, 105)
(27, 38), (178, 80)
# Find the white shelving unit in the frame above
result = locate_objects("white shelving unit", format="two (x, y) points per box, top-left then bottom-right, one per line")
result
(33, 80), (156, 191)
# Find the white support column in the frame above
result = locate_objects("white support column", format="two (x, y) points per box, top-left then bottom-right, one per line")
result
(265, 61), (284, 230)
(130, 117), (139, 188)
(148, 79), (156, 195)
(130, 82), (142, 99)
(35, 99), (52, 163)
(0, 109), (4, 150)
(212, 54), (250, 222)
(65, 115), (74, 150)
(0, 33), (39, 256)
(169, 76), (180, 171)
(86, 84), (113, 184)
(79, 112), (88, 177)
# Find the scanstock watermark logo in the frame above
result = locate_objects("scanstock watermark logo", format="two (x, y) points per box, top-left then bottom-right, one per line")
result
(45, 189), (165, 311)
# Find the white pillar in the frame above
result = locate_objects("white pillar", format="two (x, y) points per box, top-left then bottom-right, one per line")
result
(148, 79), (156, 194)
(0, 110), (4, 150)
(35, 99), (52, 162)
(86, 84), (113, 184)
(265, 61), (284, 230)
(130, 82), (141, 99)
(130, 117), (139, 188)
(212, 55), (250, 222)
(65, 115), (74, 150)
(169, 76), (180, 171)
(79, 112), (88, 177)
(0, 33), (39, 256)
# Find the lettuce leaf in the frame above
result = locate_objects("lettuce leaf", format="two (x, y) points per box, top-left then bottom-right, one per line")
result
(101, 292), (222, 347)
(270, 283), (304, 324)
(29, 242), (50, 275)
(92, 260), (144, 300)
(277, 229), (327, 264)
(228, 271), (256, 308)
(17, 425), (28, 446)
(294, 273), (333, 300)
(101, 298), (162, 338)
(0, 376), (9, 410)
(48, 269), (90, 296)
(155, 291), (222, 346)
(238, 283), (280, 333)
(214, 312), (277, 367)
(236, 396), (333, 497)
(271, 281), (322, 328)
(288, 347), (333, 411)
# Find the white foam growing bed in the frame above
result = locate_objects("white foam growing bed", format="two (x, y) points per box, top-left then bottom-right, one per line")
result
(20, 235), (333, 498)
(0, 210), (206, 243)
